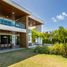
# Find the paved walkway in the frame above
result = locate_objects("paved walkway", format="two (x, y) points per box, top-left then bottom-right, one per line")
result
(28, 45), (37, 48)
(0, 48), (24, 53)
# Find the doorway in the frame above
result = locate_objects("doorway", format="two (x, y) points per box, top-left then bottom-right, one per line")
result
(1, 35), (10, 44)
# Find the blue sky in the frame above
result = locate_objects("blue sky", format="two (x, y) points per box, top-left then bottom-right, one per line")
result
(12, 0), (67, 32)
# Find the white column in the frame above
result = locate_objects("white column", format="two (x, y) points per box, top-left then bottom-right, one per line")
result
(28, 29), (32, 43)
(12, 34), (16, 47)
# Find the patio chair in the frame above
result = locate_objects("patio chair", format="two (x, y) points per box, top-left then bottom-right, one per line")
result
(4, 44), (8, 49)
(1, 44), (4, 49)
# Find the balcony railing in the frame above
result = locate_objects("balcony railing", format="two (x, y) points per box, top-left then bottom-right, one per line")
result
(0, 17), (25, 29)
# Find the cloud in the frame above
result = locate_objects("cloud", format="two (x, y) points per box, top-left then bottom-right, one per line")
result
(62, 12), (67, 16)
(56, 15), (64, 20)
(52, 17), (57, 22)
(52, 12), (67, 22)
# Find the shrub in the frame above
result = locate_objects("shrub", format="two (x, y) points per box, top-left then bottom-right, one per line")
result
(41, 46), (50, 54)
(34, 46), (49, 54)
(34, 43), (67, 57)
(34, 46), (42, 53)
(63, 43), (67, 57)
(49, 43), (64, 55)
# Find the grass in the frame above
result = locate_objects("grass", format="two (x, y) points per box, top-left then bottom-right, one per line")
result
(0, 49), (67, 67)
(9, 54), (67, 67)
(0, 49), (36, 67)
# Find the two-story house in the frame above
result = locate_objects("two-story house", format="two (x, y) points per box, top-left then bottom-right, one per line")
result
(0, 0), (43, 49)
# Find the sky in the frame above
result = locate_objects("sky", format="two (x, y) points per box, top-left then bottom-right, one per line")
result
(12, 0), (67, 32)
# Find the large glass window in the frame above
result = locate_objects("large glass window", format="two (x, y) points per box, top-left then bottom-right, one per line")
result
(0, 17), (25, 29)
(16, 22), (25, 29)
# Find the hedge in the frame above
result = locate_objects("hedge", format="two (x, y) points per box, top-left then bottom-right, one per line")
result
(34, 43), (67, 57)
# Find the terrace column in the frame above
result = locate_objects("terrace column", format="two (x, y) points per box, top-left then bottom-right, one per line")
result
(20, 16), (28, 48)
(12, 33), (16, 48)
(11, 11), (16, 48)
(20, 33), (27, 48)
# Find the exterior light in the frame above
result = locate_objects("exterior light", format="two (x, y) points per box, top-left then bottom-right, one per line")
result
(3, 36), (7, 38)
(12, 12), (15, 15)
(6, 16), (8, 18)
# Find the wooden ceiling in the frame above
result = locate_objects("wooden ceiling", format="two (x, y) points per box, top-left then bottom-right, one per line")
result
(0, 0), (42, 26)
(0, 1), (29, 19)
(28, 17), (42, 26)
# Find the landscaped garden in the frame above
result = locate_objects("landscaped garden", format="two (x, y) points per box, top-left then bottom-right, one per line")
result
(9, 54), (67, 67)
(32, 26), (67, 44)
(0, 26), (67, 67)
(34, 43), (67, 57)
(0, 48), (67, 67)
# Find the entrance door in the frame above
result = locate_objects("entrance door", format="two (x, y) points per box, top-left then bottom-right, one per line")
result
(1, 35), (10, 44)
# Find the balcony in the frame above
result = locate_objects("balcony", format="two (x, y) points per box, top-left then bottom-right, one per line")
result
(0, 17), (25, 29)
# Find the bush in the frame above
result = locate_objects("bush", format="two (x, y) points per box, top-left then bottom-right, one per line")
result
(34, 46), (42, 53)
(49, 43), (64, 55)
(34, 46), (49, 54)
(43, 39), (52, 44)
(63, 43), (67, 57)
(34, 43), (67, 57)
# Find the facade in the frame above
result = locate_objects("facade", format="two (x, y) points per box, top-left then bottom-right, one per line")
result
(28, 15), (43, 45)
(0, 0), (43, 49)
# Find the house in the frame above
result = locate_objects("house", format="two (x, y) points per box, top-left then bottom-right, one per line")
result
(28, 15), (43, 46)
(0, 0), (43, 49)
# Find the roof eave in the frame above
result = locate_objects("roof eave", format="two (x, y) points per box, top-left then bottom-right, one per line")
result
(2, 0), (31, 15)
(29, 15), (43, 24)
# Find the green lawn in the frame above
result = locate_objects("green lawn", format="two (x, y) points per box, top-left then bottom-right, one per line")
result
(0, 49), (67, 67)
(0, 49), (36, 67)
(9, 54), (67, 67)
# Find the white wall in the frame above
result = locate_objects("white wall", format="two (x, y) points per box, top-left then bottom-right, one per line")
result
(0, 24), (26, 33)
(35, 25), (43, 32)
(35, 25), (43, 45)
(28, 25), (43, 45)
(35, 37), (42, 45)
